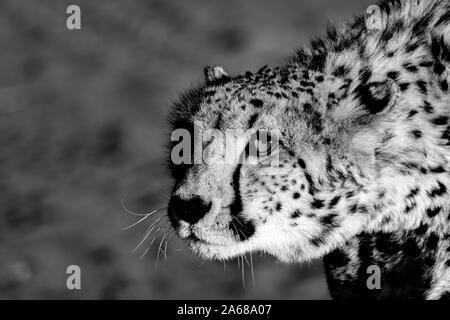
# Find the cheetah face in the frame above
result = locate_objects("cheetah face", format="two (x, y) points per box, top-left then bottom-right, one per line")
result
(167, 114), (314, 262)
(167, 64), (416, 263)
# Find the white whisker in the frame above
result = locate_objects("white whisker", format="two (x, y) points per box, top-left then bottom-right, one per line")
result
(163, 240), (168, 262)
(121, 197), (166, 217)
(155, 234), (166, 268)
(198, 259), (206, 268)
(241, 256), (247, 291)
(132, 224), (157, 254)
(121, 211), (156, 230)
(139, 246), (150, 260)
(250, 252), (255, 287)
(243, 254), (250, 267)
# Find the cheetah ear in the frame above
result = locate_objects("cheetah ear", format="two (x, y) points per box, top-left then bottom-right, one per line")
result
(365, 5), (384, 32)
(204, 65), (229, 84)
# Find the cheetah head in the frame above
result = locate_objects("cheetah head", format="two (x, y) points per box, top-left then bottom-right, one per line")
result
(167, 61), (445, 263)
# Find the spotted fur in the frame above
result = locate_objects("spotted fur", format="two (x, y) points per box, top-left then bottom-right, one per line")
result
(168, 0), (450, 299)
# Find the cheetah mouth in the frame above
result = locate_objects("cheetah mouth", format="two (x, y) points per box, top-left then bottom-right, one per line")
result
(174, 216), (255, 245)
(173, 221), (257, 260)
(186, 232), (256, 261)
(168, 190), (257, 259)
(170, 198), (256, 245)
(185, 232), (222, 246)
(177, 223), (236, 246)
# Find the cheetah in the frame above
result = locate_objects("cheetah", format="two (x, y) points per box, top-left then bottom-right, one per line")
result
(167, 0), (450, 299)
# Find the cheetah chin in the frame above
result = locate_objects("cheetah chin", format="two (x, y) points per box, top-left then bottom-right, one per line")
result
(167, 0), (450, 299)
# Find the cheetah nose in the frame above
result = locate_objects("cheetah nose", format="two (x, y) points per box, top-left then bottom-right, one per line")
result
(169, 195), (212, 225)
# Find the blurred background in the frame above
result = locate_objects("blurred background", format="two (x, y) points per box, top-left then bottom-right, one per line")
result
(0, 0), (373, 299)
